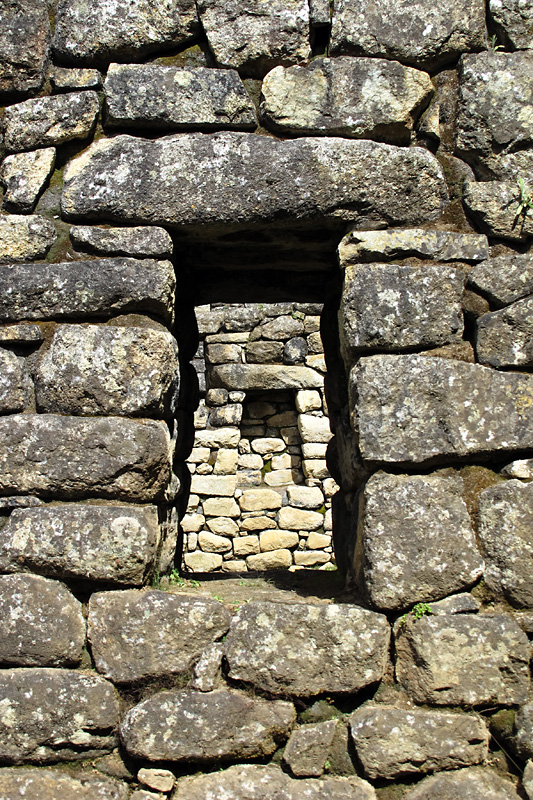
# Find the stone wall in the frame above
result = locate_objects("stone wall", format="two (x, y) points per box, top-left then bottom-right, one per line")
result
(0, 0), (532, 798)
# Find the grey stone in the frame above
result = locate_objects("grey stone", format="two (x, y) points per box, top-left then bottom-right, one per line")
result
(0, 0), (50, 99)
(4, 91), (99, 152)
(489, 0), (533, 49)
(0, 504), (160, 585)
(330, 0), (487, 69)
(61, 133), (449, 230)
(0, 769), (128, 800)
(525, 761), (533, 800)
(283, 720), (338, 777)
(401, 766), (521, 800)
(455, 52), (533, 180)
(138, 768), (175, 793)
(105, 63), (257, 131)
(0, 414), (171, 501)
(356, 472), (483, 611)
(208, 404), (243, 427)
(253, 314), (304, 340)
(339, 228), (489, 264)
(502, 459), (533, 479)
(1, 147), (56, 213)
(71, 225), (173, 258)
(463, 181), (533, 241)
(212, 363), (323, 390)
(476, 296), (533, 368)
(0, 668), (119, 763)
(53, 0), (200, 67)
(478, 480), (533, 607)
(284, 336), (308, 364)
(225, 601), (390, 696)
(0, 349), (29, 413)
(51, 66), (103, 91)
(339, 262), (464, 362)
(468, 252), (533, 308)
(173, 765), (377, 800)
(35, 324), (179, 418)
(395, 614), (530, 706)
(0, 574), (85, 667)
(0, 258), (175, 323)
(120, 688), (295, 762)
(429, 593), (481, 614)
(190, 642), (224, 692)
(88, 590), (230, 684)
(261, 57), (433, 144)
(197, 0), (311, 77)
(0, 214), (56, 263)
(309, 0), (330, 25)
(515, 703), (533, 761)
(0, 323), (43, 344)
(350, 355), (533, 466)
(349, 705), (488, 780)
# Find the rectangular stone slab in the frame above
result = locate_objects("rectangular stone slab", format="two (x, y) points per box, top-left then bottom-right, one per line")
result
(350, 354), (533, 466)
(61, 132), (448, 231)
(211, 363), (324, 390)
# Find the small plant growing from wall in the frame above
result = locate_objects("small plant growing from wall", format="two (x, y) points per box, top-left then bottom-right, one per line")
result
(398, 602), (434, 628)
(515, 178), (533, 226)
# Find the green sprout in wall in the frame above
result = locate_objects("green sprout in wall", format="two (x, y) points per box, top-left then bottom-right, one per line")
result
(398, 602), (434, 628)
(515, 178), (533, 224)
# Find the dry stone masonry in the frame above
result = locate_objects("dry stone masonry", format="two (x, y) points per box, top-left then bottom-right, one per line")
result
(0, 0), (532, 798)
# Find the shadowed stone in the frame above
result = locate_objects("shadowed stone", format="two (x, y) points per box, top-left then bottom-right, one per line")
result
(478, 480), (533, 607)
(1, 148), (56, 213)
(173, 765), (377, 800)
(468, 252), (533, 308)
(0, 504), (160, 585)
(0, 215), (56, 263)
(0, 349), (29, 413)
(261, 57), (433, 144)
(515, 703), (533, 761)
(476, 297), (533, 369)
(329, 0), (487, 69)
(350, 355), (533, 466)
(88, 590), (230, 684)
(0, 668), (119, 763)
(0, 414), (171, 500)
(489, 0), (533, 49)
(0, 0), (50, 99)
(395, 614), (530, 706)
(225, 601), (390, 696)
(61, 133), (449, 231)
(0, 258), (175, 323)
(402, 766), (522, 799)
(120, 688), (295, 762)
(0, 769), (128, 800)
(283, 720), (338, 777)
(463, 181), (533, 241)
(0, 574), (85, 667)
(349, 705), (488, 780)
(53, 0), (200, 67)
(4, 91), (99, 152)
(105, 63), (257, 131)
(71, 225), (173, 258)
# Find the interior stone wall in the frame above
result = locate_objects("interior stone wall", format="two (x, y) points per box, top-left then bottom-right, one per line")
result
(0, 0), (532, 798)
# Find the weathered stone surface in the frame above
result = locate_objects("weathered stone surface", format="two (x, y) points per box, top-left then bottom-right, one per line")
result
(0, 504), (160, 585)
(339, 228), (489, 264)
(261, 57), (432, 143)
(330, 0), (487, 69)
(105, 63), (257, 131)
(0, 768), (128, 800)
(138, 768), (175, 793)
(0, 323), (43, 345)
(4, 92), (99, 152)
(430, 593), (481, 614)
(298, 414), (332, 443)
(283, 720), (337, 777)
(357, 472), (483, 611)
(455, 52), (533, 179)
(350, 355), (533, 466)
(349, 705), (488, 780)
(173, 764), (376, 800)
(395, 614), (530, 706)
(121, 688), (295, 762)
(61, 133), (449, 230)
(71, 225), (173, 258)
(0, 0), (50, 98)
(478, 480), (533, 607)
(197, 0), (310, 77)
(198, 531), (232, 552)
(35, 324), (179, 418)
(463, 181), (533, 241)
(191, 474), (237, 496)
(525, 761), (533, 800)
(260, 530), (298, 551)
(489, 0), (533, 49)
(287, 485), (324, 508)
(502, 459), (533, 479)
(0, 414), (171, 500)
(401, 766), (521, 800)
(0, 668), (118, 763)
(190, 642), (224, 692)
(278, 506), (324, 530)
(468, 253), (533, 308)
(53, 0), (200, 66)
(339, 262), (464, 362)
(246, 549), (293, 569)
(88, 590), (230, 684)
(51, 66), (103, 90)
(0, 214), (56, 263)
(0, 574), (84, 667)
(225, 601), (390, 696)
(240, 489), (283, 511)
(184, 551), (223, 572)
(476, 296), (533, 369)
(0, 349), (28, 413)
(1, 147), (55, 213)
(515, 703), (533, 761)
(0, 258), (175, 323)
(212, 363), (323, 390)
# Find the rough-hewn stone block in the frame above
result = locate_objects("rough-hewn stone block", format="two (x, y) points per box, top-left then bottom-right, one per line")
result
(0, 0), (50, 98)
(212, 363), (324, 390)
(4, 91), (99, 152)
(0, 769), (128, 800)
(402, 766), (522, 800)
(489, 0), (533, 49)
(0, 215), (56, 263)
(0, 147), (56, 213)
(0, 349), (29, 413)
(339, 228), (489, 264)
(467, 253), (533, 308)
(70, 225), (173, 258)
(476, 297), (533, 369)
(463, 181), (533, 241)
